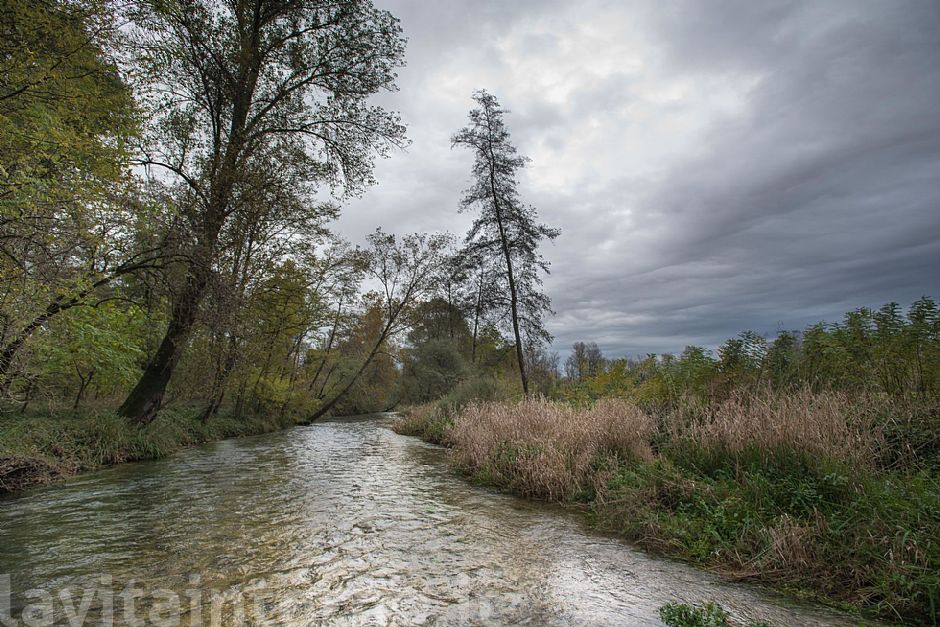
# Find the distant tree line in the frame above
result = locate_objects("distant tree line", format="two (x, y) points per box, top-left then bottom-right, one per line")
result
(557, 297), (940, 407)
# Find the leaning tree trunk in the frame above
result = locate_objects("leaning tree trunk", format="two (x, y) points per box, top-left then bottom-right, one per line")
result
(118, 120), (243, 425)
(118, 263), (210, 424)
(307, 324), (392, 422)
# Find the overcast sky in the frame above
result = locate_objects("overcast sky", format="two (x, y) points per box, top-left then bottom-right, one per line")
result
(336, 0), (940, 357)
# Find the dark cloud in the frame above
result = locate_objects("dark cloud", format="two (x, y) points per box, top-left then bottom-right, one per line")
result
(337, 0), (940, 357)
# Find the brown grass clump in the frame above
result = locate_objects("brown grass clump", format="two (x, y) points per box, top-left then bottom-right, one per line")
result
(752, 513), (826, 578)
(449, 398), (654, 500)
(669, 388), (883, 467)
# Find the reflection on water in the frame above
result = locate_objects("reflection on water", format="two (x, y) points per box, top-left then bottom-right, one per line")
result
(0, 414), (853, 625)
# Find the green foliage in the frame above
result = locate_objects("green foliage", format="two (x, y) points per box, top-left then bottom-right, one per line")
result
(658, 602), (773, 627)
(601, 449), (940, 624)
(0, 0), (141, 391)
(440, 375), (513, 410)
(559, 298), (940, 413)
(0, 0), (135, 218)
(658, 602), (731, 627)
(400, 339), (471, 404)
(35, 302), (148, 400)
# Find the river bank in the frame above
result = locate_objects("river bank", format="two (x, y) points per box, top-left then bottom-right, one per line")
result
(0, 414), (856, 625)
(0, 408), (302, 494)
(393, 395), (940, 625)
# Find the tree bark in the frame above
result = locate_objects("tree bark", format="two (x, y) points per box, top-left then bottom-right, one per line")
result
(470, 261), (488, 365)
(73, 370), (95, 410)
(308, 296), (343, 392)
(485, 150), (528, 396)
(200, 334), (239, 423)
(118, 265), (209, 424)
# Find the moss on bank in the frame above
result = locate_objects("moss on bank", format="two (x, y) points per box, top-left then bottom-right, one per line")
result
(393, 398), (940, 625)
(0, 408), (302, 494)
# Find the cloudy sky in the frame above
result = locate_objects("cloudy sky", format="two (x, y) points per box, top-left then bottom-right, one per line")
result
(337, 0), (940, 357)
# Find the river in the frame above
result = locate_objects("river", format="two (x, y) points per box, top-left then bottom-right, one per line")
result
(0, 414), (856, 625)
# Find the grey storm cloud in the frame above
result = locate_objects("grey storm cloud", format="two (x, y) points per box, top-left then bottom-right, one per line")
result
(336, 0), (940, 357)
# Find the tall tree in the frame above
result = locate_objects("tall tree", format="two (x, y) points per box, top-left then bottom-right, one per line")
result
(565, 341), (605, 381)
(118, 0), (407, 423)
(452, 90), (559, 396)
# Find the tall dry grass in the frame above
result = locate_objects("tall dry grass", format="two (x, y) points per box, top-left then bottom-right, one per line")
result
(668, 388), (884, 468)
(449, 398), (655, 500)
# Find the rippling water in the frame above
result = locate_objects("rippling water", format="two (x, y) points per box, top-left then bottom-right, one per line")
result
(0, 415), (854, 625)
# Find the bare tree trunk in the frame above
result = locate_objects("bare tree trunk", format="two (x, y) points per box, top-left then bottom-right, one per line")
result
(471, 266), (485, 364)
(73, 370), (95, 410)
(279, 332), (305, 418)
(308, 296), (343, 392)
(487, 165), (528, 396)
(20, 379), (33, 414)
(200, 334), (239, 423)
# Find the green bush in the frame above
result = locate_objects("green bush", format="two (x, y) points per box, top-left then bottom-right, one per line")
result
(658, 602), (731, 627)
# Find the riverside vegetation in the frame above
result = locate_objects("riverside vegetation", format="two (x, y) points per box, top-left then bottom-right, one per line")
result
(0, 0), (415, 489)
(395, 298), (940, 625)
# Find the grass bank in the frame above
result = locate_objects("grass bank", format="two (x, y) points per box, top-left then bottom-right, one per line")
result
(0, 408), (302, 494)
(394, 392), (940, 625)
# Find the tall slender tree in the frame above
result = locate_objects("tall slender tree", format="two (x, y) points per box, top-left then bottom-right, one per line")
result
(452, 90), (559, 396)
(118, 0), (407, 423)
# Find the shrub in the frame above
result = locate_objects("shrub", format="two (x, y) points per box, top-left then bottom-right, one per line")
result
(658, 602), (731, 627)
(392, 403), (455, 445)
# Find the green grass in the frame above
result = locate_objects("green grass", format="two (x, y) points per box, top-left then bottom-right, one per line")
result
(598, 444), (940, 624)
(617, 452), (940, 623)
(0, 407), (302, 493)
(659, 602), (732, 627)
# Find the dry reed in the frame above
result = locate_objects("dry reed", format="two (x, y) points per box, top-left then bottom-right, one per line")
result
(669, 388), (883, 467)
(449, 397), (655, 500)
